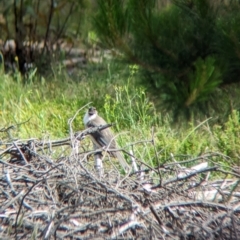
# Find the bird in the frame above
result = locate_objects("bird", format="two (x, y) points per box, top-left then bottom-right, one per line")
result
(83, 106), (129, 171)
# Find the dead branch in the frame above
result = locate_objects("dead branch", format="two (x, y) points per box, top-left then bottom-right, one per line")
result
(0, 130), (239, 239)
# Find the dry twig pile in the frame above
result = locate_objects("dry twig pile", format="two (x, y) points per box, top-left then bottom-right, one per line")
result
(0, 125), (240, 239)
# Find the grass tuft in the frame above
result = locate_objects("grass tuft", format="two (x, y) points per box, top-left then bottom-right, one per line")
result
(0, 63), (240, 167)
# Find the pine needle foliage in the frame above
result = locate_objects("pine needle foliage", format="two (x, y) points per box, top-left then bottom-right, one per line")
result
(93, 0), (240, 118)
(214, 1), (240, 85)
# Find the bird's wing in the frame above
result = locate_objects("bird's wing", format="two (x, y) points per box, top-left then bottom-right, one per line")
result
(86, 118), (129, 171)
(86, 120), (115, 148)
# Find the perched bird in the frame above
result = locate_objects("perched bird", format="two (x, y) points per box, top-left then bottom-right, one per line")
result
(83, 106), (129, 171)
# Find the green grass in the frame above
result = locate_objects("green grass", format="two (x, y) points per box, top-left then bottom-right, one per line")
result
(0, 63), (240, 167)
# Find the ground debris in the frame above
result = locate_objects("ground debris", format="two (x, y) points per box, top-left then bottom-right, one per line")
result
(0, 136), (240, 239)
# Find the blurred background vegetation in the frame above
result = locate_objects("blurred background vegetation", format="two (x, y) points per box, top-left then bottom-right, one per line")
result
(1, 0), (240, 165)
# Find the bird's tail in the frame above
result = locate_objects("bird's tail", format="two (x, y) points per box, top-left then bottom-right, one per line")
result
(114, 151), (130, 172)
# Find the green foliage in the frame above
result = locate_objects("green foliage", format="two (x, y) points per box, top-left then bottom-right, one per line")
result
(103, 64), (159, 131)
(0, 65), (117, 139)
(1, 65), (240, 167)
(214, 1), (240, 84)
(213, 110), (240, 158)
(161, 57), (222, 118)
(104, 85), (157, 129)
(186, 57), (222, 105)
(94, 0), (129, 48)
(93, 0), (240, 118)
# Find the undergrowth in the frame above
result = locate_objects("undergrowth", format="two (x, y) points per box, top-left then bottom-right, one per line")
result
(0, 63), (240, 167)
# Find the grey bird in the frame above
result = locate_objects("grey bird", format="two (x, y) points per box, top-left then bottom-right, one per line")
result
(83, 106), (129, 171)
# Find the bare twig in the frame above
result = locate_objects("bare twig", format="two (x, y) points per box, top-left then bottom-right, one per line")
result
(0, 126), (239, 239)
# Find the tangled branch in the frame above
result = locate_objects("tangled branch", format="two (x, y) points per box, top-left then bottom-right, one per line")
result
(0, 125), (239, 239)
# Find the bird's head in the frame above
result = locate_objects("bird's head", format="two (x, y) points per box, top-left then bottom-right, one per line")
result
(83, 106), (98, 125)
(88, 107), (98, 116)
